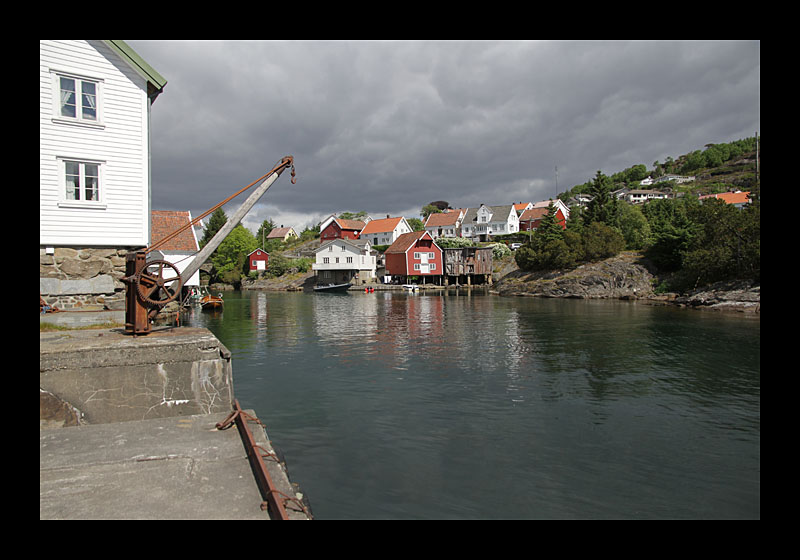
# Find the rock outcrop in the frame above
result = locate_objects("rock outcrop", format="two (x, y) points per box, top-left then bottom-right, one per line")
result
(494, 251), (656, 300)
(494, 251), (759, 313)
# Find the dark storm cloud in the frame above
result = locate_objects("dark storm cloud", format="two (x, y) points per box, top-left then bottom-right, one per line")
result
(127, 40), (759, 232)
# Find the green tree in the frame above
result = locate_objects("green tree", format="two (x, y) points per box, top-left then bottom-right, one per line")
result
(583, 170), (617, 226)
(407, 217), (424, 231)
(681, 198), (760, 287)
(536, 202), (564, 242)
(581, 222), (625, 261)
(338, 211), (369, 221)
(421, 204), (442, 220)
(200, 208), (227, 249)
(255, 218), (276, 247)
(615, 203), (651, 250)
(210, 224), (257, 284)
(642, 198), (699, 272)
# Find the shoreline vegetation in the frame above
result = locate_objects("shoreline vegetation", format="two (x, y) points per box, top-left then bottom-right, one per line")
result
(201, 138), (760, 314)
(233, 251), (759, 314)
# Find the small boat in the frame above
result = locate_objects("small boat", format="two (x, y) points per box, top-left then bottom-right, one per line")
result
(200, 293), (224, 310)
(402, 284), (419, 292)
(314, 283), (352, 293)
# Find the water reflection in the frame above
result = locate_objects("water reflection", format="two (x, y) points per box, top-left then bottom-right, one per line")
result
(183, 290), (760, 519)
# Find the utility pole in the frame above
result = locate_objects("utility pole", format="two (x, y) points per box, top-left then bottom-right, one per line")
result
(555, 166), (559, 193)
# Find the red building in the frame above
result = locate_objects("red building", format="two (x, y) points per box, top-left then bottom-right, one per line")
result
(519, 206), (567, 231)
(384, 231), (443, 283)
(247, 249), (269, 272)
(319, 216), (366, 242)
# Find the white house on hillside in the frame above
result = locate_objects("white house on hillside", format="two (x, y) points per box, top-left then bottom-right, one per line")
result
(359, 216), (412, 246)
(461, 205), (519, 241)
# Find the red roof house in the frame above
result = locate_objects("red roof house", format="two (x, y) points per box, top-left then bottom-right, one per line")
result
(698, 191), (751, 208)
(319, 215), (366, 241)
(519, 206), (567, 232)
(384, 231), (443, 282)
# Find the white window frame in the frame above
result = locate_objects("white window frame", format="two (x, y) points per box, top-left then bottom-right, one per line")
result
(56, 157), (107, 209)
(50, 70), (105, 129)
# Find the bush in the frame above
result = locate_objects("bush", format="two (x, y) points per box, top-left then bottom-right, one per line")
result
(487, 243), (511, 259)
(515, 221), (624, 272)
(581, 222), (625, 261)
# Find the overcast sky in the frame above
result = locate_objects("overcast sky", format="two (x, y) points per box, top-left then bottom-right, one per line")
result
(127, 40), (760, 234)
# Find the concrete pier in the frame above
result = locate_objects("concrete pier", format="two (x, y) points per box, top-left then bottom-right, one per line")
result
(40, 324), (310, 520)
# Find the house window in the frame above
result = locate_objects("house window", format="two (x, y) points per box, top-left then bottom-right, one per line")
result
(430, 263), (436, 271)
(347, 257), (353, 264)
(414, 263), (420, 271)
(323, 257), (330, 264)
(58, 158), (104, 206)
(52, 71), (103, 127)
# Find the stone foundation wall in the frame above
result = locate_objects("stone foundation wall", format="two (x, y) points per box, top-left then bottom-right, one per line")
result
(40, 247), (132, 311)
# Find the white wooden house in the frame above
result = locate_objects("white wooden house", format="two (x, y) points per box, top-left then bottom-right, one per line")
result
(359, 216), (412, 246)
(312, 238), (377, 285)
(39, 40), (167, 310)
(424, 209), (465, 239)
(460, 204), (519, 241)
(40, 40), (167, 250)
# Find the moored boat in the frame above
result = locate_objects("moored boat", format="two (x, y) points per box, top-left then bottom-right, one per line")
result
(313, 283), (352, 293)
(200, 293), (224, 310)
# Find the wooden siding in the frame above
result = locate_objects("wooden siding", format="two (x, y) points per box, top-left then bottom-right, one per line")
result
(40, 40), (151, 247)
(248, 250), (269, 271)
(442, 247), (493, 276)
(320, 221), (361, 241)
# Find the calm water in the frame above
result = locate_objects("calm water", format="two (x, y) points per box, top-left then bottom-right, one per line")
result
(181, 289), (760, 519)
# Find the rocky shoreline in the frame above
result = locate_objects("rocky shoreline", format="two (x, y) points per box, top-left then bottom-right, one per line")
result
(222, 251), (759, 314)
(492, 251), (759, 314)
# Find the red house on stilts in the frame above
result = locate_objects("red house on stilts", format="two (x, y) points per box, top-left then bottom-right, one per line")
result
(384, 231), (443, 284)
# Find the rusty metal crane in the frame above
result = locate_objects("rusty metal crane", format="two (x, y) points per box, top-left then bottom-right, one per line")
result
(122, 156), (296, 335)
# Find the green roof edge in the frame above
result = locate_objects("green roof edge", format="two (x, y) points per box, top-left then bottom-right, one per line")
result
(103, 40), (167, 99)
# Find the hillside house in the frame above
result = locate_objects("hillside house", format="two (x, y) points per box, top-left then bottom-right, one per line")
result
(384, 231), (443, 284)
(698, 191), (752, 209)
(532, 199), (570, 221)
(360, 216), (413, 246)
(615, 189), (670, 204)
(519, 206), (567, 231)
(149, 211), (201, 288)
(460, 205), (519, 241)
(39, 40), (167, 310)
(424, 209), (465, 239)
(514, 202), (533, 215)
(319, 215), (367, 241)
(266, 226), (298, 242)
(247, 249), (270, 272)
(312, 238), (377, 285)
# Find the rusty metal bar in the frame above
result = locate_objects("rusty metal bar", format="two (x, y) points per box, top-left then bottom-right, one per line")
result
(148, 156), (295, 254)
(217, 400), (290, 520)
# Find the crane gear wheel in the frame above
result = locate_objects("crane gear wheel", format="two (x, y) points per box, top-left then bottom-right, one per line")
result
(135, 259), (183, 307)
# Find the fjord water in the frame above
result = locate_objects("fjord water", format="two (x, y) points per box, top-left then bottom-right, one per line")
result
(182, 290), (760, 519)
